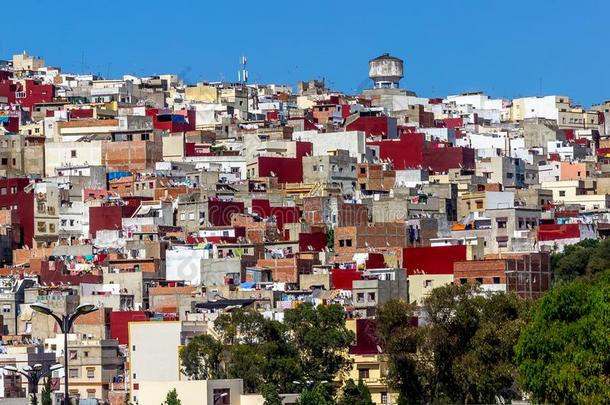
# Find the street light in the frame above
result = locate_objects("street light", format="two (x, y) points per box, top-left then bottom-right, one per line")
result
(30, 303), (97, 405)
(213, 392), (228, 404)
(2, 363), (63, 404)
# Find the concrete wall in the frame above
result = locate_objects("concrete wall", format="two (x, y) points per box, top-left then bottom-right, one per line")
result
(129, 321), (182, 404)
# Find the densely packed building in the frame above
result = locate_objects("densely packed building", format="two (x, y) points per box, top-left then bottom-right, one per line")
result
(0, 50), (607, 404)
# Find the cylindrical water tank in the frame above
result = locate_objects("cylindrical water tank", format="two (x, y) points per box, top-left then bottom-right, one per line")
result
(368, 53), (404, 89)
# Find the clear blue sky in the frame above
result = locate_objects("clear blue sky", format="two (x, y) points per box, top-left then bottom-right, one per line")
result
(2, 0), (608, 106)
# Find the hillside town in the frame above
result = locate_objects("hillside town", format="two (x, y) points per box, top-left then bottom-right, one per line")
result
(0, 51), (608, 405)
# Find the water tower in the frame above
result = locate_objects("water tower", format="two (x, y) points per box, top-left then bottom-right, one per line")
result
(368, 53), (404, 89)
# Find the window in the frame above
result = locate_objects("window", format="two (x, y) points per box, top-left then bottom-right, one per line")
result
(2, 304), (10, 313)
(87, 368), (95, 379)
(492, 277), (501, 284)
(84, 351), (89, 358)
(339, 240), (345, 247)
(69, 368), (79, 378)
(71, 150), (77, 158)
(212, 389), (230, 405)
(360, 167), (366, 174)
(312, 165), (317, 172)
(358, 368), (370, 379)
(475, 277), (483, 284)
(188, 212), (195, 220)
(132, 345), (136, 351)
(497, 220), (507, 229)
(506, 172), (514, 179)
(424, 280), (433, 288)
(368, 292), (376, 302)
(87, 390), (96, 399)
(49, 224), (56, 233)
(381, 392), (388, 404)
(37, 222), (46, 233)
(475, 200), (483, 209)
(1, 158), (7, 166)
(356, 293), (364, 303)
(459, 278), (467, 285)
(345, 239), (352, 247)
(559, 190), (566, 197)
(69, 350), (77, 360)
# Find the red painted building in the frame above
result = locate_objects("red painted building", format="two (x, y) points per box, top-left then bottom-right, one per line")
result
(69, 109), (94, 120)
(0, 178), (34, 247)
(298, 232), (327, 252)
(346, 115), (397, 138)
(349, 319), (380, 355)
(18, 80), (55, 111)
(89, 197), (151, 238)
(146, 108), (196, 133)
(331, 268), (362, 289)
(109, 311), (150, 344)
(208, 199), (244, 226)
(367, 133), (474, 173)
(256, 141), (312, 184)
(89, 206), (124, 238)
(38, 259), (103, 285)
(538, 223), (580, 241)
(403, 245), (467, 275)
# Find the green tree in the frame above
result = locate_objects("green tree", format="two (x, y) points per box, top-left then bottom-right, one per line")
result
(377, 299), (424, 404)
(551, 239), (599, 283)
(215, 308), (266, 346)
(451, 292), (527, 403)
(515, 271), (610, 404)
(261, 383), (283, 405)
(40, 377), (52, 405)
(338, 379), (374, 405)
(162, 388), (182, 405)
(226, 344), (265, 393)
(284, 303), (354, 387)
(296, 384), (331, 405)
(179, 334), (224, 380)
(378, 286), (527, 404)
(214, 309), (302, 393)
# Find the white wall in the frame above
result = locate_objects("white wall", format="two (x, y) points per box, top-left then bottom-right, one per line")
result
(293, 130), (366, 162)
(129, 322), (183, 404)
(166, 248), (208, 285)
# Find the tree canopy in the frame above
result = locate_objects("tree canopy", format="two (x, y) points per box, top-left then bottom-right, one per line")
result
(378, 284), (528, 404)
(261, 383), (283, 405)
(337, 379), (374, 405)
(180, 304), (352, 396)
(515, 270), (610, 404)
(550, 238), (610, 284)
(179, 333), (224, 380)
(284, 303), (355, 386)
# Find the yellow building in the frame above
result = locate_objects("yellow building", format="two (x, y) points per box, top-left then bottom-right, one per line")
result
(46, 335), (124, 402)
(185, 84), (219, 103)
(345, 319), (398, 405)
